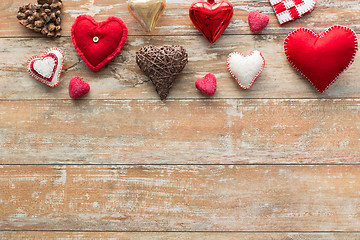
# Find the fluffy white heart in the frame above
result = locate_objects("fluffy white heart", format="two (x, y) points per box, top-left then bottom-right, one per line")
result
(227, 50), (265, 89)
(27, 48), (64, 87)
(32, 57), (56, 79)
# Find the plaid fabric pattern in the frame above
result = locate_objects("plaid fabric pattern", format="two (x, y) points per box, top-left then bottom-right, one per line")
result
(270, 0), (316, 24)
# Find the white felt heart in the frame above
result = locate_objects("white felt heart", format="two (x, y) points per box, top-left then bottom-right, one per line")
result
(32, 57), (56, 78)
(227, 50), (265, 89)
(27, 48), (64, 87)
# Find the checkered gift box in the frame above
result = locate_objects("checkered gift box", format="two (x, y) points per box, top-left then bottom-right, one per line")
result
(270, 0), (316, 24)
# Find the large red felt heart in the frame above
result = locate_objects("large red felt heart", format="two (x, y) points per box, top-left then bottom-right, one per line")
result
(284, 25), (358, 92)
(71, 15), (128, 72)
(189, 0), (233, 43)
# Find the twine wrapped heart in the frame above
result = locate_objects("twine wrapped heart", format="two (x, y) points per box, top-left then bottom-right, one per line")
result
(136, 45), (188, 100)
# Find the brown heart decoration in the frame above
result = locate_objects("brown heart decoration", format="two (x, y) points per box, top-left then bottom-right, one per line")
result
(136, 45), (188, 100)
(17, 0), (62, 38)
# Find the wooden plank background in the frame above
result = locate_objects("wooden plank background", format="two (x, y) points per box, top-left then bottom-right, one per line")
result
(1, 0), (360, 239)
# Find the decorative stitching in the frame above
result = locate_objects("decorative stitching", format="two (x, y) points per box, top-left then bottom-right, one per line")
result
(271, 0), (316, 24)
(30, 53), (58, 82)
(226, 51), (266, 89)
(26, 48), (64, 87)
(71, 15), (128, 72)
(284, 25), (358, 93)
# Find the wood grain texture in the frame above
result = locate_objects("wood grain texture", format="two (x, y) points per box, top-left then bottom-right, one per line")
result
(2, 0), (360, 236)
(0, 99), (359, 164)
(2, 232), (360, 240)
(1, 0), (360, 37)
(1, 165), (360, 231)
(1, 36), (360, 100)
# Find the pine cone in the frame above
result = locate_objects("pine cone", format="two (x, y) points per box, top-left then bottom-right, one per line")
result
(17, 0), (62, 38)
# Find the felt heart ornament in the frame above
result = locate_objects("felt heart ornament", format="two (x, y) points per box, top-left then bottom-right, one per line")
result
(195, 73), (216, 96)
(248, 11), (269, 33)
(71, 15), (128, 72)
(69, 76), (90, 99)
(136, 45), (188, 100)
(26, 47), (64, 87)
(189, 0), (233, 43)
(128, 0), (166, 32)
(269, 0), (316, 24)
(284, 25), (358, 93)
(227, 50), (265, 89)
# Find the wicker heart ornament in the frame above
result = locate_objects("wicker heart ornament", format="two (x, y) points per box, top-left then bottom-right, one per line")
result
(136, 45), (188, 100)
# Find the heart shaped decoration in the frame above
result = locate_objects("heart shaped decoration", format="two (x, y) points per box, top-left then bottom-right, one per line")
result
(248, 11), (269, 33)
(26, 47), (64, 87)
(227, 50), (265, 89)
(195, 73), (217, 96)
(269, 0), (316, 24)
(69, 76), (90, 99)
(128, 0), (166, 32)
(17, 0), (63, 38)
(136, 45), (188, 100)
(284, 25), (358, 93)
(189, 0), (233, 43)
(71, 15), (128, 72)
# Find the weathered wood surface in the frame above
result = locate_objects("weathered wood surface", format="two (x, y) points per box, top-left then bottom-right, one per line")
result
(1, 0), (360, 37)
(1, 165), (360, 231)
(1, 0), (360, 236)
(2, 232), (360, 239)
(1, 36), (360, 100)
(0, 99), (359, 164)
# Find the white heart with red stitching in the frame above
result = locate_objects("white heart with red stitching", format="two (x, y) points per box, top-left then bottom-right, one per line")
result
(269, 0), (317, 25)
(27, 48), (64, 87)
(227, 50), (265, 89)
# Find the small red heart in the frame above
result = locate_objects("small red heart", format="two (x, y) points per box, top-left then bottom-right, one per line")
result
(195, 73), (217, 96)
(248, 11), (269, 33)
(69, 76), (90, 99)
(284, 25), (358, 92)
(189, 0), (233, 43)
(71, 15), (128, 72)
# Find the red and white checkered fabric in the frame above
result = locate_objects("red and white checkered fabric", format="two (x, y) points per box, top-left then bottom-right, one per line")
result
(270, 0), (316, 24)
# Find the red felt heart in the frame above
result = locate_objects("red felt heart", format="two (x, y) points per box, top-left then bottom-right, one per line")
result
(284, 25), (358, 92)
(69, 76), (90, 99)
(195, 73), (217, 96)
(248, 11), (269, 33)
(189, 0), (233, 43)
(71, 15), (128, 72)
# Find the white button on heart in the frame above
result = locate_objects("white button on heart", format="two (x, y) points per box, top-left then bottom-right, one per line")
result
(93, 36), (99, 43)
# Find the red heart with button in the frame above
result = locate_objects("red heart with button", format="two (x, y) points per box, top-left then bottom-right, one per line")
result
(284, 25), (358, 93)
(27, 48), (64, 87)
(71, 15), (128, 71)
(270, 0), (316, 24)
(189, 0), (233, 43)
